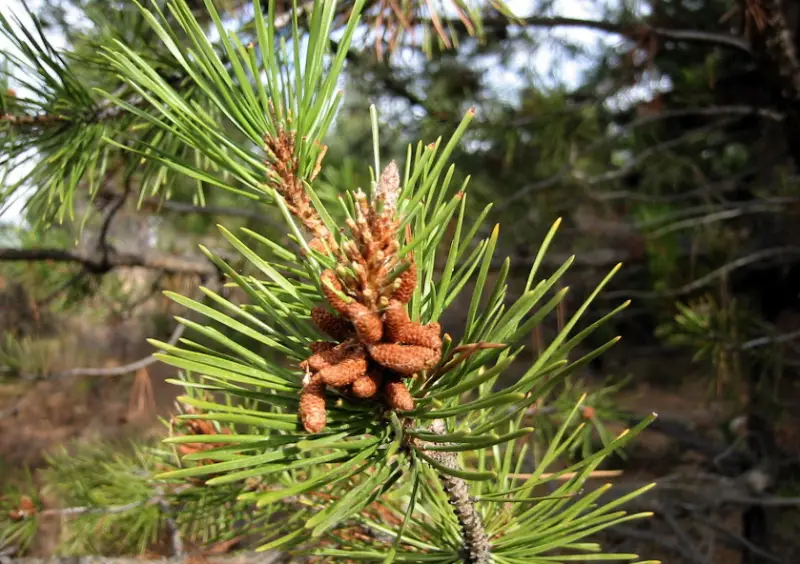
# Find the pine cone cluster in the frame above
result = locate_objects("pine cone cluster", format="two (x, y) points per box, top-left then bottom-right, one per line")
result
(299, 261), (442, 433)
(278, 159), (441, 433)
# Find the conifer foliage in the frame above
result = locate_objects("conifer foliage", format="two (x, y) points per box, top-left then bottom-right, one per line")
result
(2, 1), (656, 562)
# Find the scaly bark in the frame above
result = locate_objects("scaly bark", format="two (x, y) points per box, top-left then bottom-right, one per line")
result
(422, 420), (492, 564)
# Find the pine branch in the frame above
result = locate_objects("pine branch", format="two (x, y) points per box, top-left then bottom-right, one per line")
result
(0, 79), (183, 131)
(1, 0), (317, 132)
(154, 487), (185, 558)
(740, 328), (800, 350)
(691, 514), (787, 564)
(0, 247), (218, 277)
(604, 246), (800, 300)
(421, 420), (491, 564)
(143, 199), (271, 222)
(479, 15), (753, 53)
(90, 2), (654, 559)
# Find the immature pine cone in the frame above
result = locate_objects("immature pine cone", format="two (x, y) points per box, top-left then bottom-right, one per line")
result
(391, 262), (417, 304)
(346, 302), (383, 344)
(320, 269), (351, 316)
(385, 379), (415, 411)
(351, 368), (384, 399)
(311, 306), (353, 341)
(368, 343), (441, 376)
(309, 340), (336, 353)
(299, 375), (327, 433)
(317, 354), (369, 387)
(301, 341), (355, 373)
(383, 300), (442, 349)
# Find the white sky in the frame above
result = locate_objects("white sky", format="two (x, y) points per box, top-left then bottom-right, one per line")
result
(0, 0), (651, 227)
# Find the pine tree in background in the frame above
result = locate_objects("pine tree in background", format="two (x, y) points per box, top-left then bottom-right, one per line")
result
(0, 1), (659, 561)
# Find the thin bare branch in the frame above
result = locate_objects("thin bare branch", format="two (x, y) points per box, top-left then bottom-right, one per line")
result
(577, 119), (738, 186)
(0, 247), (217, 277)
(722, 495), (800, 507)
(45, 500), (150, 517)
(481, 15), (752, 53)
(608, 525), (713, 563)
(147, 200), (270, 222)
(21, 322), (186, 381)
(499, 107), (774, 209)
(691, 514), (788, 563)
(605, 247), (800, 300)
(661, 508), (706, 564)
(648, 203), (789, 238)
(636, 198), (797, 230)
(740, 329), (800, 350)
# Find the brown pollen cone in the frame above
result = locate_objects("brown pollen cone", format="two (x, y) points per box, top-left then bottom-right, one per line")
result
(351, 368), (384, 399)
(302, 341), (357, 373)
(186, 418), (218, 436)
(8, 495), (36, 521)
(299, 374), (327, 433)
(176, 413), (233, 461)
(320, 269), (351, 316)
(391, 261), (417, 304)
(385, 379), (415, 411)
(264, 128), (336, 251)
(294, 162), (447, 432)
(383, 300), (442, 349)
(346, 302), (383, 343)
(368, 343), (441, 376)
(317, 354), (368, 386)
(311, 306), (353, 341)
(309, 341), (336, 354)
(308, 237), (330, 254)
